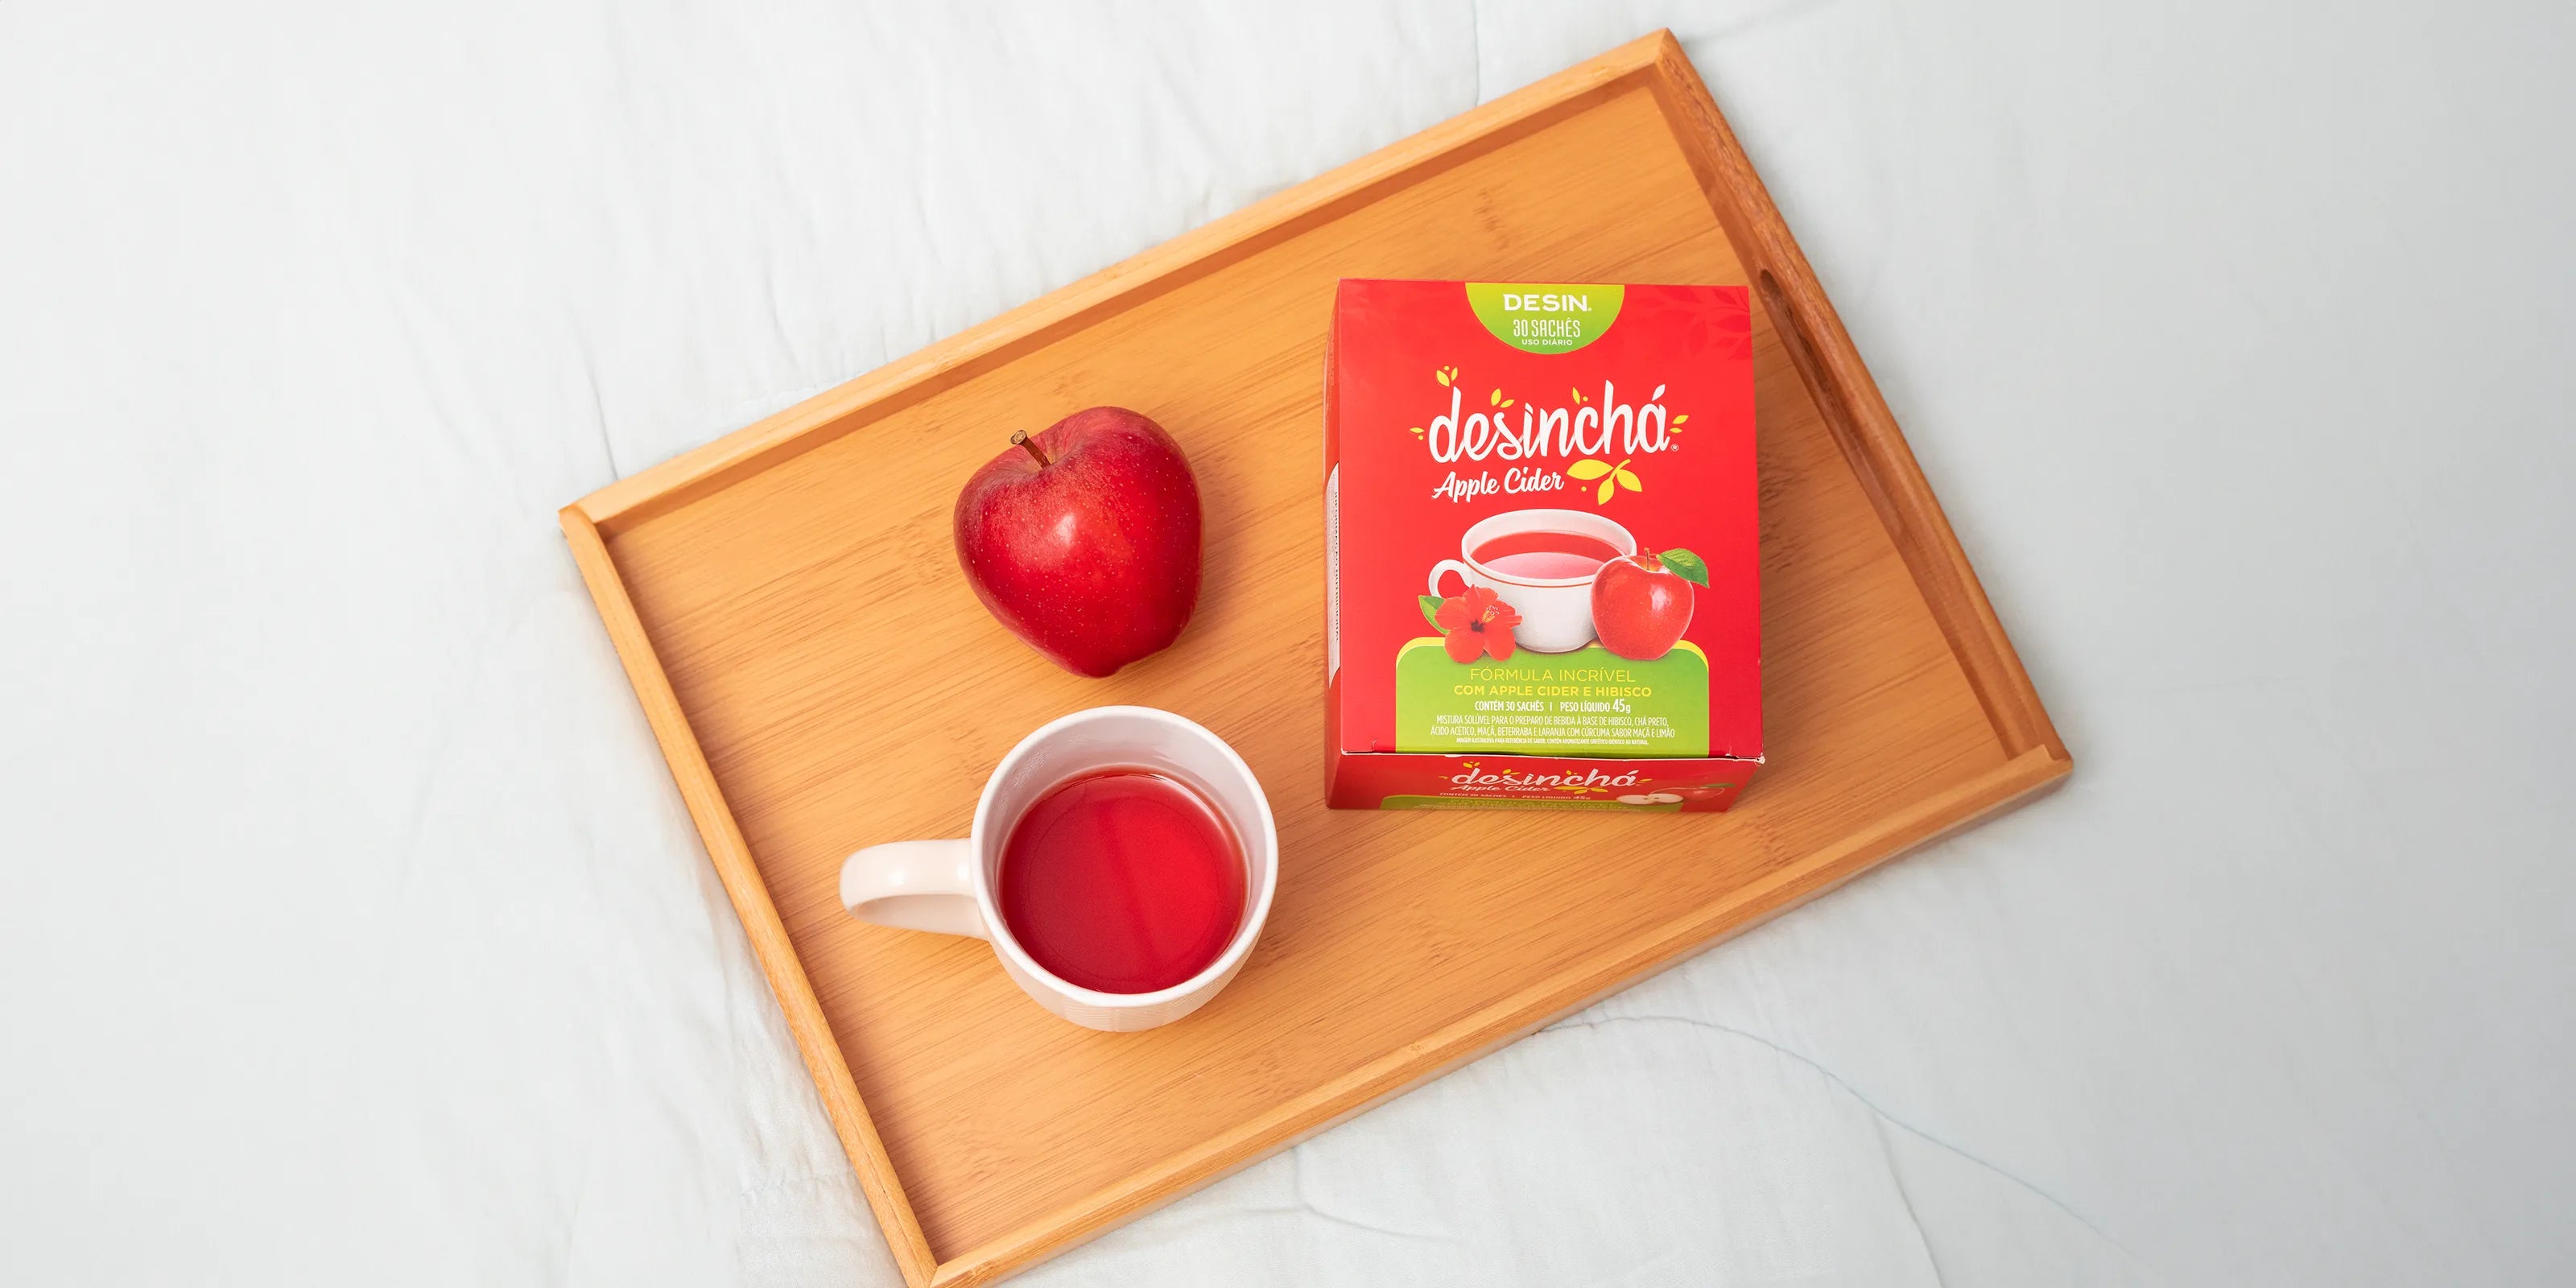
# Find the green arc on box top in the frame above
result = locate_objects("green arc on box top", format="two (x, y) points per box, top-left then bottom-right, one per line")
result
(1465, 283), (1625, 354)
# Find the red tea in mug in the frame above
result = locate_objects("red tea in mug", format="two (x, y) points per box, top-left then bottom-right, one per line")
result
(997, 769), (1246, 993)
(1469, 529), (1624, 580)
(1325, 279), (1764, 811)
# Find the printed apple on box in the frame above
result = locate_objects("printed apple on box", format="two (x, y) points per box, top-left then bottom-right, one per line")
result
(1325, 280), (1762, 811)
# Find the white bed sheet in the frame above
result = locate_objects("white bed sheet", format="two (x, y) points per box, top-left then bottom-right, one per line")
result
(6, 2), (2574, 1284)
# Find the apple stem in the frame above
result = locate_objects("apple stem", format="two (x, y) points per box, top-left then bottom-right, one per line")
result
(1009, 431), (1051, 468)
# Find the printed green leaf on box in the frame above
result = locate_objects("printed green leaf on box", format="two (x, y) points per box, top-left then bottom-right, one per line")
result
(1657, 547), (1710, 586)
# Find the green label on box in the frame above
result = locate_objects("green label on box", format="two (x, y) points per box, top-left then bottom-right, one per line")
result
(1464, 283), (1625, 353)
(1393, 639), (1709, 756)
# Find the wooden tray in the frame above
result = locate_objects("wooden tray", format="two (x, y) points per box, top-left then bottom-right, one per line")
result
(561, 31), (2067, 1287)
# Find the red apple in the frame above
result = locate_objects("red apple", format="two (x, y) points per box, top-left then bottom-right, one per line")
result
(952, 406), (1203, 677)
(1590, 550), (1697, 660)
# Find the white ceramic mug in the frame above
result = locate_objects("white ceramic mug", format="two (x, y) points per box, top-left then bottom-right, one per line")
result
(838, 706), (1278, 1032)
(1426, 508), (1638, 653)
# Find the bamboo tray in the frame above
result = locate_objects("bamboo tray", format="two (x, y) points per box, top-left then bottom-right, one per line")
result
(561, 31), (2067, 1287)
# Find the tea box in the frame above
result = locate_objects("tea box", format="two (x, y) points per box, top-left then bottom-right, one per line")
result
(1324, 279), (1763, 811)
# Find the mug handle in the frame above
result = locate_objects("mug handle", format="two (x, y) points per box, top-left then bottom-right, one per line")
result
(840, 839), (986, 939)
(1428, 559), (1476, 600)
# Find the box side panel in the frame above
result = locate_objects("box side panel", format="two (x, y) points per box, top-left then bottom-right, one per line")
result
(1328, 749), (1757, 811)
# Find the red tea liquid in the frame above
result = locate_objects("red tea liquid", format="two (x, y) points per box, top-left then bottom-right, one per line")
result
(997, 769), (1246, 994)
(1472, 529), (1622, 580)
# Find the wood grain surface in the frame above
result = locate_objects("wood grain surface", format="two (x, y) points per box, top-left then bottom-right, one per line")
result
(564, 31), (2067, 1287)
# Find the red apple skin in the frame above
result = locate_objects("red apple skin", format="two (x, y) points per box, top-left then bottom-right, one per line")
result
(1590, 552), (1695, 660)
(952, 407), (1203, 677)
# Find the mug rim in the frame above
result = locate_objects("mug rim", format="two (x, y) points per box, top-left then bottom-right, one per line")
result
(1457, 506), (1638, 588)
(968, 704), (1280, 1011)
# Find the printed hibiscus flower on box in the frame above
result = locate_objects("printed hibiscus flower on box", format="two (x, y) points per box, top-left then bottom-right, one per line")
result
(1421, 586), (1521, 662)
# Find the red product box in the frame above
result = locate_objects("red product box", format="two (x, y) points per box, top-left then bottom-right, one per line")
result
(1325, 279), (1762, 811)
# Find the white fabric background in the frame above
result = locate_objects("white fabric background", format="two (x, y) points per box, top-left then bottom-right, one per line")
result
(6, 2), (2573, 1284)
